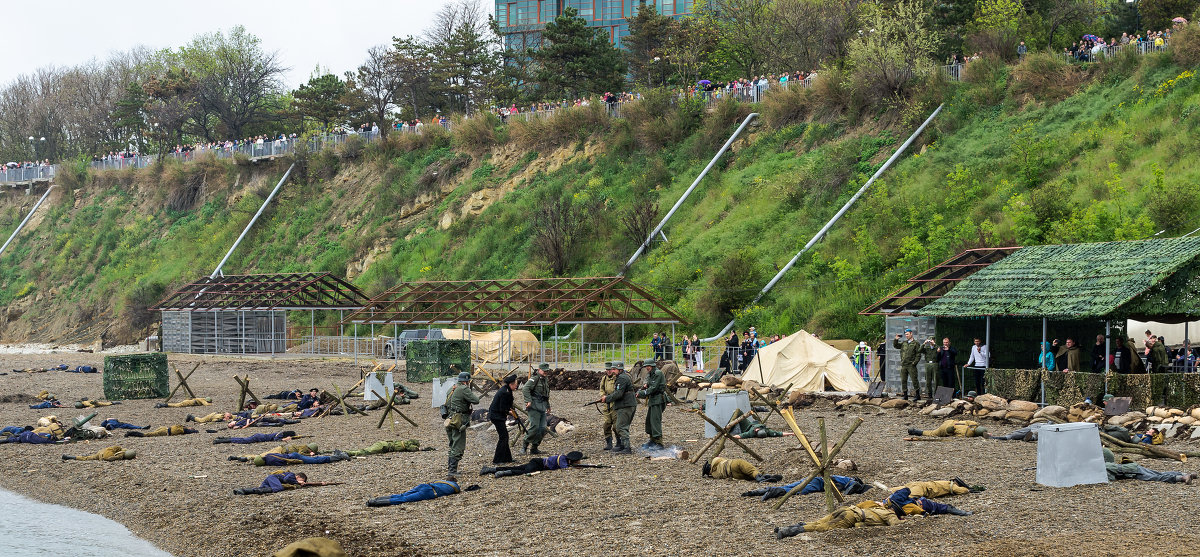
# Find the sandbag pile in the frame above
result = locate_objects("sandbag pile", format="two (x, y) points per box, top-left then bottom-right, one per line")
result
(1106, 406), (1200, 440)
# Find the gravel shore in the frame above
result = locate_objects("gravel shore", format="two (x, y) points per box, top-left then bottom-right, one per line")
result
(1, 352), (1198, 556)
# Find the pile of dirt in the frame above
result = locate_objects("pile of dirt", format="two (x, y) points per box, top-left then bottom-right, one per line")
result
(545, 368), (602, 390)
(0, 393), (37, 403)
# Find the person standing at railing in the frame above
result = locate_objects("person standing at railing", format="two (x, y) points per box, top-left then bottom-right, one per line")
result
(1017, 41), (1027, 60)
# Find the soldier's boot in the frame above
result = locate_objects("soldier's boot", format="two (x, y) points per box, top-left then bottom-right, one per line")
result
(366, 497), (393, 507)
(495, 470), (516, 478)
(228, 456), (249, 462)
(742, 488), (769, 497)
(479, 466), (497, 476)
(520, 442), (529, 455)
(774, 523), (806, 539)
(529, 445), (542, 455)
(902, 391), (909, 401)
(185, 414), (196, 422)
(614, 440), (632, 455)
(61, 455), (76, 460)
(944, 505), (972, 516)
(754, 474), (783, 483)
(603, 437), (613, 451)
(447, 457), (460, 478)
(907, 428), (923, 436)
(652, 437), (665, 448)
(212, 438), (231, 444)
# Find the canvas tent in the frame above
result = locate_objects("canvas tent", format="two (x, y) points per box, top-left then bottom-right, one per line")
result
(438, 329), (541, 363)
(740, 330), (868, 393)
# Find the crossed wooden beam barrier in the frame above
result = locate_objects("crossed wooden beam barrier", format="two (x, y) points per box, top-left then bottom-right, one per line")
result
(771, 415), (864, 511)
(371, 388), (418, 429)
(164, 362), (202, 403)
(233, 375), (260, 411)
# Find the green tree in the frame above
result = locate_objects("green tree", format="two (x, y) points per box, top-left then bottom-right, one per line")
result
(1138, 0), (1200, 30)
(846, 0), (942, 97)
(141, 68), (198, 154)
(291, 74), (348, 131)
(178, 26), (286, 140)
(625, 4), (677, 88)
(932, 0), (977, 59)
(707, 0), (774, 79)
(662, 16), (720, 86)
(111, 81), (149, 153)
(531, 7), (626, 99)
(1102, 0), (1142, 36)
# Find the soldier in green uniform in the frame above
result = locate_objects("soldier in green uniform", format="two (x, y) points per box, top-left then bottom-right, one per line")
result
(599, 362), (617, 451)
(521, 363), (552, 455)
(893, 329), (927, 401)
(444, 371), (480, 478)
(1148, 336), (1170, 373)
(345, 439), (425, 457)
(601, 361), (636, 454)
(638, 360), (668, 449)
(922, 338), (938, 400)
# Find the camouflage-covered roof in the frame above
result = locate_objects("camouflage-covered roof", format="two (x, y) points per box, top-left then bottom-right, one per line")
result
(918, 237), (1200, 320)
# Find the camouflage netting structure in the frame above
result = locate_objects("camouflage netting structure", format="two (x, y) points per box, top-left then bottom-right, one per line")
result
(985, 368), (1200, 408)
(103, 353), (169, 400)
(406, 340), (470, 382)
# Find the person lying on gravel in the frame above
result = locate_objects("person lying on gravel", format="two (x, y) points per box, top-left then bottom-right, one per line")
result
(1104, 448), (1197, 483)
(75, 398), (121, 408)
(774, 491), (973, 538)
(228, 442), (318, 462)
(366, 479), (480, 507)
(907, 420), (989, 438)
(62, 445), (136, 461)
(213, 431), (298, 444)
(233, 471), (339, 495)
(251, 450), (350, 466)
(125, 424), (198, 437)
(892, 478), (981, 497)
(732, 415), (785, 438)
(12, 365), (68, 373)
(100, 418), (149, 430)
(743, 475), (871, 500)
(188, 412), (236, 423)
(701, 456), (783, 483)
(344, 439), (430, 456)
(479, 451), (596, 478)
(29, 400), (64, 409)
(0, 428), (57, 444)
(155, 397), (212, 408)
(265, 389), (303, 400)
(36, 390), (57, 401)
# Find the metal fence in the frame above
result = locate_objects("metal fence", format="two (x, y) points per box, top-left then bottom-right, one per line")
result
(0, 165), (54, 183)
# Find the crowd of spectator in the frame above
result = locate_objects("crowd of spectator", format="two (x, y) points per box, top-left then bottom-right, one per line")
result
(4, 160), (51, 169)
(1066, 29), (1172, 62)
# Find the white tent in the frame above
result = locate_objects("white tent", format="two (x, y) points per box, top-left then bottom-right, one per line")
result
(740, 330), (868, 393)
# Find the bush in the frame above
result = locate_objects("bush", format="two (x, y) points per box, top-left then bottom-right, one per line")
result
(696, 249), (766, 325)
(1172, 24), (1200, 68)
(809, 66), (855, 116)
(962, 56), (1009, 107)
(761, 83), (811, 129)
(451, 112), (500, 154)
(337, 135), (364, 161)
(508, 104), (609, 151)
(692, 98), (753, 157)
(1010, 52), (1090, 103)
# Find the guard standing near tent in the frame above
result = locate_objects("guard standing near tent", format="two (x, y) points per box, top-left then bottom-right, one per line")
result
(639, 360), (668, 449)
(894, 330), (926, 401)
(444, 371), (480, 478)
(599, 362), (617, 451)
(522, 363), (552, 455)
(602, 361), (636, 454)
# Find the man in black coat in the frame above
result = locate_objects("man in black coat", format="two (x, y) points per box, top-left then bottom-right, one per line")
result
(487, 374), (519, 464)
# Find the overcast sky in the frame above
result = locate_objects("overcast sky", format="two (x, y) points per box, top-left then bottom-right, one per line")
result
(0, 0), (449, 89)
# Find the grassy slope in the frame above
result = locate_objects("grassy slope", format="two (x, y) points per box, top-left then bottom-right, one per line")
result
(3, 52), (1200, 345)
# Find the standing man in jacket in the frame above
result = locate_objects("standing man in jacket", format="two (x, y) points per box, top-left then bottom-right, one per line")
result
(601, 361), (636, 454)
(487, 374), (518, 464)
(521, 363), (552, 455)
(444, 371), (480, 479)
(893, 330), (926, 401)
(639, 361), (668, 449)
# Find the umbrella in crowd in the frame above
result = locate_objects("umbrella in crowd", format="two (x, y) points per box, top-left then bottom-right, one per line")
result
(1082, 34), (1100, 41)
(1173, 17), (1188, 24)
(698, 80), (711, 85)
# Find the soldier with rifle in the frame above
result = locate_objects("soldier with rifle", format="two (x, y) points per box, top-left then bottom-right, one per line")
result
(598, 362), (617, 450)
(521, 363), (552, 455)
(599, 361), (636, 454)
(638, 360), (668, 449)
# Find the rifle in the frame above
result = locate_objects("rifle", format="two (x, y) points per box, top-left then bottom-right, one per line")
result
(583, 399), (604, 407)
(572, 463), (614, 469)
(509, 409), (528, 435)
(303, 481), (343, 487)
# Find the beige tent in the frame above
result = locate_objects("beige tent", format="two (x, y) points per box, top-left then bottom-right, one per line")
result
(439, 329), (541, 363)
(740, 330), (868, 393)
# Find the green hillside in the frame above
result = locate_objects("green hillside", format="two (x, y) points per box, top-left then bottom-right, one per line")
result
(3, 50), (1200, 346)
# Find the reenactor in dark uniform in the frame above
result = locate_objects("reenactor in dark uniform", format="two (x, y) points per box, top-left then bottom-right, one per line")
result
(521, 363), (552, 454)
(639, 360), (668, 449)
(601, 361), (636, 454)
(893, 329), (928, 401)
(599, 362), (617, 451)
(444, 371), (480, 478)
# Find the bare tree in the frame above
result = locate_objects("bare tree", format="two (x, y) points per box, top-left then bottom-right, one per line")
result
(620, 202), (660, 251)
(347, 45), (403, 135)
(532, 195), (585, 276)
(772, 0), (861, 71)
(180, 26), (287, 140)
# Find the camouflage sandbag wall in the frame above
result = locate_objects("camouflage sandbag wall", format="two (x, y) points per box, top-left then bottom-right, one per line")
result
(406, 339), (470, 382)
(103, 353), (169, 400)
(985, 368), (1200, 408)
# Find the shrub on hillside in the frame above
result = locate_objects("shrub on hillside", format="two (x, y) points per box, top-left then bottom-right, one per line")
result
(696, 250), (766, 325)
(1010, 52), (1089, 103)
(1172, 24), (1200, 68)
(1145, 168), (1200, 234)
(693, 98), (753, 157)
(451, 112), (500, 154)
(615, 89), (700, 151)
(761, 83), (811, 129)
(338, 135), (364, 161)
(809, 67), (856, 116)
(962, 56), (1009, 107)
(508, 104), (609, 151)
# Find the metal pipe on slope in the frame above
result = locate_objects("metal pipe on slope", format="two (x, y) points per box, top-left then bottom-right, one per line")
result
(702, 104), (944, 342)
(0, 185), (54, 260)
(210, 164), (294, 279)
(620, 113), (758, 276)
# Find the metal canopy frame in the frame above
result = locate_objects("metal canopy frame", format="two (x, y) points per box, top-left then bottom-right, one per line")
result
(152, 272), (370, 312)
(341, 276), (685, 326)
(859, 247), (1021, 316)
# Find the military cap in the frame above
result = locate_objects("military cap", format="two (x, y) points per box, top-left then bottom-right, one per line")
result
(966, 391), (977, 398)
(538, 363), (551, 371)
(457, 371), (471, 382)
(566, 451), (584, 462)
(612, 361), (625, 370)
(604, 362), (613, 369)
(503, 374), (518, 385)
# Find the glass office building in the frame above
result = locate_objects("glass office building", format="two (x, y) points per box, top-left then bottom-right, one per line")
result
(496, 0), (698, 52)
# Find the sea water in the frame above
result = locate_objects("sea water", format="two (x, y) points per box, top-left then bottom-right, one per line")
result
(0, 487), (172, 556)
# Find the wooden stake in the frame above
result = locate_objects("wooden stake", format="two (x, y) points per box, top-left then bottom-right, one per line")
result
(693, 409), (763, 462)
(819, 418), (835, 512)
(772, 417), (863, 510)
(691, 410), (745, 464)
(165, 362), (201, 402)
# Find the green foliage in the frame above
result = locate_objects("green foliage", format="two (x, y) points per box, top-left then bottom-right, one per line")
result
(532, 7), (626, 99)
(291, 74), (348, 131)
(696, 249), (766, 325)
(846, 0), (942, 99)
(1139, 0), (1200, 31)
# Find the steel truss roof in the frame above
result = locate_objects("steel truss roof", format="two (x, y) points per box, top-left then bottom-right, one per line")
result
(342, 276), (685, 326)
(152, 272), (370, 312)
(859, 247), (1021, 316)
